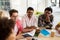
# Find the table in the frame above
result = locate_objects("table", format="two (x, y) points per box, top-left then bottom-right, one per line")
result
(17, 27), (60, 40)
(38, 29), (60, 40)
(38, 34), (60, 40)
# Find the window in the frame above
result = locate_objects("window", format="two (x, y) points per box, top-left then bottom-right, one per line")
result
(0, 0), (10, 11)
(51, 0), (56, 6)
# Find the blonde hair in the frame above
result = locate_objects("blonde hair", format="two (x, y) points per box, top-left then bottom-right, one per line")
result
(0, 10), (9, 18)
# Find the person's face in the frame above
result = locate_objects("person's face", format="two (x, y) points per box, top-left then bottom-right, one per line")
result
(44, 10), (52, 16)
(27, 10), (34, 18)
(11, 12), (18, 22)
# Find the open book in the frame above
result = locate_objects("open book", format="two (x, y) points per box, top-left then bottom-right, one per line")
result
(23, 29), (36, 37)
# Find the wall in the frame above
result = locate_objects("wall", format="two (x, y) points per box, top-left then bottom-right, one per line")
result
(10, 0), (27, 17)
(10, 0), (49, 16)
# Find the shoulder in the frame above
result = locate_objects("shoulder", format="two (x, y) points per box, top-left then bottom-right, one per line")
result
(38, 14), (44, 18)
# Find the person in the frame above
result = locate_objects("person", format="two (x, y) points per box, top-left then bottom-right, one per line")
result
(55, 22), (60, 36)
(22, 7), (37, 33)
(9, 9), (23, 35)
(0, 18), (16, 40)
(38, 7), (53, 29)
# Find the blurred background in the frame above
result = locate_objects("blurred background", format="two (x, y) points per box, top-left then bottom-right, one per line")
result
(0, 0), (60, 28)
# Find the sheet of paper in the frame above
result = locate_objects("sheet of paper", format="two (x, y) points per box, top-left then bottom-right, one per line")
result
(23, 29), (36, 36)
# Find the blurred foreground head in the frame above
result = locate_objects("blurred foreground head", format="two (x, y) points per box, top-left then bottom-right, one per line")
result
(0, 18), (16, 40)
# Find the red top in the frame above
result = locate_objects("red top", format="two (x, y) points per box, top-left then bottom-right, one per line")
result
(16, 19), (23, 32)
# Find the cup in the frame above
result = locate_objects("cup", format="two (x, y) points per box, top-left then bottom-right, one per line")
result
(51, 30), (55, 37)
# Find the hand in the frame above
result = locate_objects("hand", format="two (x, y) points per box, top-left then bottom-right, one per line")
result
(16, 35), (24, 39)
(27, 29), (34, 32)
(25, 26), (36, 29)
(46, 16), (50, 22)
(16, 32), (24, 39)
(30, 26), (36, 29)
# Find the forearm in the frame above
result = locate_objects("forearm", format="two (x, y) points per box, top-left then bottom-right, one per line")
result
(22, 29), (30, 33)
(22, 28), (33, 33)
(22, 26), (36, 33)
(46, 16), (50, 22)
(25, 26), (36, 29)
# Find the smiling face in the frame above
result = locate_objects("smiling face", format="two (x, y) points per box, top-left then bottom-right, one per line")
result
(27, 10), (34, 18)
(26, 7), (34, 19)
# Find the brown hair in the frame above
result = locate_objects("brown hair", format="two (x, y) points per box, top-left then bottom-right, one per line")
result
(55, 23), (60, 30)
(0, 18), (15, 40)
(9, 9), (18, 17)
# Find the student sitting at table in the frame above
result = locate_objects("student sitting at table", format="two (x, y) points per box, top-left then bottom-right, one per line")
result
(9, 9), (24, 35)
(38, 7), (54, 29)
(9, 9), (33, 39)
(22, 7), (37, 36)
(0, 18), (16, 40)
(55, 22), (60, 36)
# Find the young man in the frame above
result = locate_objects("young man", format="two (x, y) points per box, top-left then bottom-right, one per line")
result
(9, 9), (23, 35)
(22, 7), (37, 33)
(38, 7), (53, 29)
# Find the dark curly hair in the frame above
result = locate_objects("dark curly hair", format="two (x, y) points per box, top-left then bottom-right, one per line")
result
(45, 7), (53, 13)
(0, 18), (15, 40)
(27, 7), (34, 12)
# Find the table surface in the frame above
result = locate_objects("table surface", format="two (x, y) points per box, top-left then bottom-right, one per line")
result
(38, 34), (60, 40)
(18, 27), (60, 40)
(38, 28), (60, 40)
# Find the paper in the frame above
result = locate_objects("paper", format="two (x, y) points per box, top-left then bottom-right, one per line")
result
(23, 29), (36, 36)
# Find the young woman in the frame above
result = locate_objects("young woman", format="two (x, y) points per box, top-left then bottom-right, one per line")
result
(0, 18), (16, 40)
